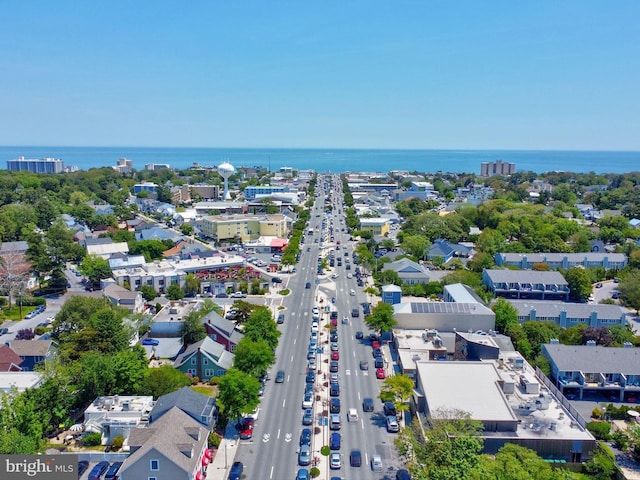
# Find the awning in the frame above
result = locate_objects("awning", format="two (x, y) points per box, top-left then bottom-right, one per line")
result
(201, 457), (209, 466)
(205, 449), (213, 459)
(195, 472), (204, 480)
(69, 424), (84, 432)
(628, 410), (639, 417)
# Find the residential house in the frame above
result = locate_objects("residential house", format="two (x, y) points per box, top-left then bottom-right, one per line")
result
(382, 258), (431, 285)
(0, 345), (23, 371)
(148, 386), (217, 429)
(381, 284), (402, 305)
(428, 238), (473, 264)
(118, 407), (210, 480)
(103, 283), (145, 314)
(174, 337), (234, 382)
(630, 218), (640, 229)
(86, 240), (130, 259)
(6, 340), (55, 371)
(83, 395), (155, 444)
(482, 269), (570, 301)
(510, 300), (627, 328)
(542, 342), (640, 402)
(135, 226), (183, 243)
(202, 311), (244, 353)
(494, 252), (627, 270)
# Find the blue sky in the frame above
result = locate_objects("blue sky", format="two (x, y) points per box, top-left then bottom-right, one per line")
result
(0, 1), (638, 149)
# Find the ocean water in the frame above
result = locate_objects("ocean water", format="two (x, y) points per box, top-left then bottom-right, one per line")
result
(1, 146), (638, 175)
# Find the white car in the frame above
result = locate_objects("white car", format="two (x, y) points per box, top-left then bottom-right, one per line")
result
(347, 273), (353, 279)
(330, 453), (342, 469)
(371, 454), (383, 472)
(312, 306), (320, 316)
(311, 322), (319, 333)
(331, 273), (339, 279)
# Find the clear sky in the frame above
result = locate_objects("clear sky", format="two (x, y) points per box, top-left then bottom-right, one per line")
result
(0, 1), (638, 150)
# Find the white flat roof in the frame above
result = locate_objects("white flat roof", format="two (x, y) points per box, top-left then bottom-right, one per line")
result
(417, 361), (517, 422)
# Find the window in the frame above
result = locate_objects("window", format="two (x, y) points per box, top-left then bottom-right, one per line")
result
(205, 369), (214, 377)
(149, 478), (157, 480)
(230, 344), (236, 353)
(191, 358), (197, 365)
(150, 459), (159, 471)
(203, 358), (209, 365)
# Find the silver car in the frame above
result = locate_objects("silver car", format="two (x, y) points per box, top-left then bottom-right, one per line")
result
(371, 454), (382, 472)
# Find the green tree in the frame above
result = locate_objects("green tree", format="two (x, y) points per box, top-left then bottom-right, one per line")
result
(45, 219), (84, 266)
(243, 307), (281, 351)
(230, 299), (256, 324)
(364, 302), (397, 334)
(217, 368), (261, 421)
(401, 234), (430, 259)
(80, 254), (113, 287)
(233, 338), (275, 378)
(618, 270), (640, 313)
(491, 298), (518, 334)
(138, 284), (158, 302)
(166, 282), (185, 300)
(129, 239), (171, 261)
(180, 309), (207, 346)
(379, 374), (413, 420)
(471, 443), (572, 480)
(564, 267), (593, 302)
(184, 273), (200, 297)
(142, 365), (192, 398)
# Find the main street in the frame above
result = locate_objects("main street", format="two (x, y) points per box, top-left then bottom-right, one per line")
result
(234, 175), (401, 479)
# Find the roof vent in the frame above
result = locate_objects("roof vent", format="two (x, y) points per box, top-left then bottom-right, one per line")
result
(586, 340), (597, 347)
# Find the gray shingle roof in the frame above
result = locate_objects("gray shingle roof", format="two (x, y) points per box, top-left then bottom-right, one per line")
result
(543, 343), (640, 375)
(484, 269), (568, 285)
(121, 406), (207, 477)
(149, 386), (216, 428)
(510, 300), (626, 321)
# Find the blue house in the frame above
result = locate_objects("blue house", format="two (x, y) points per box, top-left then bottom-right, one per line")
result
(428, 239), (473, 264)
(6, 340), (56, 371)
(381, 284), (402, 305)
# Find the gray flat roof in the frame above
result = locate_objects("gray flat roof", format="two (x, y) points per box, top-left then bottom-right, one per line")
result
(510, 300), (626, 320)
(498, 252), (627, 263)
(417, 362), (517, 422)
(543, 344), (640, 375)
(484, 269), (568, 285)
(395, 302), (493, 315)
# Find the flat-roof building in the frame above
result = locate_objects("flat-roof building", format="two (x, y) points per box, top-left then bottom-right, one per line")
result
(393, 301), (495, 332)
(482, 269), (569, 301)
(495, 252), (627, 270)
(7, 156), (64, 173)
(510, 300), (627, 328)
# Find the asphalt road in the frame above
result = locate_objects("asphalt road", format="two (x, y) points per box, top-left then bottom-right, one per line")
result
(234, 175), (401, 479)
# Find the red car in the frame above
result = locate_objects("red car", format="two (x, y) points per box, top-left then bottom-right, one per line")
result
(372, 340), (380, 349)
(376, 368), (386, 379)
(331, 350), (339, 361)
(331, 318), (338, 327)
(240, 428), (253, 440)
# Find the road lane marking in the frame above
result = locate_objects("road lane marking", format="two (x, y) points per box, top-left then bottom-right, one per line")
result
(263, 433), (270, 443)
(270, 465), (274, 479)
(285, 433), (292, 442)
(277, 429), (281, 439)
(283, 399), (286, 408)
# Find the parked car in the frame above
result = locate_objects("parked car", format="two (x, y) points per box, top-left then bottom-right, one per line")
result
(230, 291), (246, 298)
(141, 338), (159, 346)
(240, 427), (253, 440)
(386, 415), (400, 433)
(105, 461), (123, 480)
(272, 276), (283, 284)
(0, 327), (9, 335)
(299, 445), (312, 466)
(296, 468), (309, 480)
(302, 409), (314, 425)
(330, 383), (340, 397)
(396, 468), (412, 480)
(228, 461), (243, 480)
(302, 392), (313, 409)
(330, 360), (339, 372)
(330, 432), (341, 450)
(384, 401), (397, 416)
(88, 461), (109, 480)
(371, 454), (383, 472)
(330, 397), (340, 413)
(376, 368), (386, 379)
(330, 452), (342, 469)
(300, 428), (312, 446)
(77, 461), (89, 477)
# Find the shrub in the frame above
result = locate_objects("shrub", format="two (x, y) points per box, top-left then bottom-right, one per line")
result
(208, 377), (220, 385)
(208, 431), (221, 448)
(111, 436), (124, 450)
(278, 289), (290, 296)
(320, 445), (330, 456)
(586, 421), (611, 440)
(83, 432), (102, 446)
(16, 328), (35, 340)
(34, 326), (47, 336)
(310, 467), (320, 478)
(191, 376), (200, 385)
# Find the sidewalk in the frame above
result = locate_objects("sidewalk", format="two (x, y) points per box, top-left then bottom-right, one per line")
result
(206, 422), (240, 479)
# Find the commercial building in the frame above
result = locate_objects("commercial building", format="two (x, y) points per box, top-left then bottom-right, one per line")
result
(393, 301), (495, 332)
(480, 160), (515, 177)
(494, 252), (627, 270)
(7, 156), (64, 173)
(133, 182), (158, 194)
(482, 269), (570, 301)
(510, 300), (628, 328)
(195, 214), (290, 243)
(358, 217), (390, 236)
(244, 185), (287, 200)
(414, 355), (595, 462)
(542, 342), (640, 402)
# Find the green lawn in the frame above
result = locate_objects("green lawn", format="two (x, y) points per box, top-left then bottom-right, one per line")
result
(0, 305), (37, 321)
(190, 384), (218, 397)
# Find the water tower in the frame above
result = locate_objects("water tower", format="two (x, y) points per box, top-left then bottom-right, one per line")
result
(218, 162), (235, 200)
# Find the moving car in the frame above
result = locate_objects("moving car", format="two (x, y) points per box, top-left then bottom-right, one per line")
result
(350, 449), (362, 467)
(363, 398), (374, 412)
(277, 313), (285, 324)
(360, 360), (368, 370)
(355, 331), (363, 339)
(305, 282), (311, 289)
(276, 370), (285, 383)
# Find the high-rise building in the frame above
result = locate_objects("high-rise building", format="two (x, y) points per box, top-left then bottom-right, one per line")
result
(480, 160), (515, 177)
(7, 156), (64, 174)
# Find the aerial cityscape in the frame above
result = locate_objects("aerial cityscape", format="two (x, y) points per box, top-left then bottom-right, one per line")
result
(1, 2), (640, 480)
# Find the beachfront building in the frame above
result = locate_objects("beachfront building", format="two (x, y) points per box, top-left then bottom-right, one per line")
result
(133, 182), (158, 194)
(482, 269), (570, 301)
(358, 217), (390, 236)
(195, 214), (289, 244)
(510, 300), (628, 328)
(494, 252), (627, 270)
(480, 160), (515, 177)
(7, 156), (65, 174)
